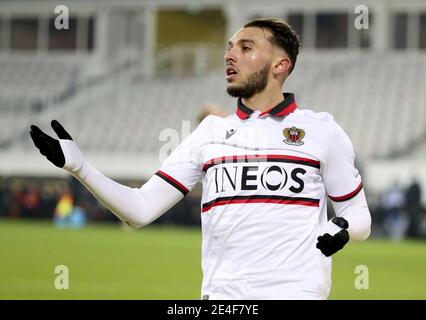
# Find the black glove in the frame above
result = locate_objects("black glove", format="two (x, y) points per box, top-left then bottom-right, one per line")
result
(316, 217), (349, 257)
(30, 120), (73, 168)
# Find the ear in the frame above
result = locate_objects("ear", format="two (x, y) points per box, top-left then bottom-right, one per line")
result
(273, 55), (292, 78)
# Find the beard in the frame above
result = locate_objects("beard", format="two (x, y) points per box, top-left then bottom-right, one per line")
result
(227, 62), (270, 99)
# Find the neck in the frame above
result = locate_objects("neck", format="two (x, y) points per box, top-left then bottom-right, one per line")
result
(241, 87), (284, 113)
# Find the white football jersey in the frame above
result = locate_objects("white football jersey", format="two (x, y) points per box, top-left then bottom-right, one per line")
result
(157, 93), (362, 299)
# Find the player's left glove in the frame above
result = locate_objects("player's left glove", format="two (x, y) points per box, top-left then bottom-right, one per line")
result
(316, 217), (349, 257)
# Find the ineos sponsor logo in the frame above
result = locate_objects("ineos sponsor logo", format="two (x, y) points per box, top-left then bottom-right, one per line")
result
(213, 165), (306, 193)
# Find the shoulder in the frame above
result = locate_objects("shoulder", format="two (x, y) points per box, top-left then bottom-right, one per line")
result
(197, 114), (236, 132)
(192, 115), (215, 135)
(294, 108), (346, 133)
(293, 108), (334, 123)
(293, 108), (354, 151)
(197, 114), (226, 128)
(191, 114), (228, 142)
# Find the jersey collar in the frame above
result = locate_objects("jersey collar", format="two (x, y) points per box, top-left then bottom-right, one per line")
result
(236, 93), (297, 120)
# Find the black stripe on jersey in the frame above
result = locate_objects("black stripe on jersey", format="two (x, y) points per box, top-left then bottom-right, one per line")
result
(202, 195), (320, 212)
(329, 182), (363, 202)
(155, 171), (189, 196)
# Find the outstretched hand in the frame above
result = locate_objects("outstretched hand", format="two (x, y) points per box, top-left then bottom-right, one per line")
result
(30, 120), (73, 168)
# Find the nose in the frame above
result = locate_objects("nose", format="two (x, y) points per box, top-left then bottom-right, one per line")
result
(224, 48), (236, 64)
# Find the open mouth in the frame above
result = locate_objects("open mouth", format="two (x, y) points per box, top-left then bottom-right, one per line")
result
(226, 66), (238, 80)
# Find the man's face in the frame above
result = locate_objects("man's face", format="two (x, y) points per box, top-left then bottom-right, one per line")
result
(225, 27), (275, 98)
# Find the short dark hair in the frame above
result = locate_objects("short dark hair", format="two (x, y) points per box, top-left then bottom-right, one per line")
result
(244, 17), (300, 74)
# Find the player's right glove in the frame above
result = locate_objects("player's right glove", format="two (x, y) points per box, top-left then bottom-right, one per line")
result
(30, 120), (86, 175)
(316, 217), (350, 257)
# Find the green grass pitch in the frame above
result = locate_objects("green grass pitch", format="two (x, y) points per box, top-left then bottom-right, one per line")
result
(0, 219), (425, 299)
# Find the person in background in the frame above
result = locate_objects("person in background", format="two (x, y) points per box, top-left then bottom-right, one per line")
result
(405, 179), (422, 238)
(53, 188), (74, 228)
(381, 182), (407, 241)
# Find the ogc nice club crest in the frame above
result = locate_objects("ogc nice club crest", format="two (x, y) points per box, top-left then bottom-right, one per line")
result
(283, 126), (305, 146)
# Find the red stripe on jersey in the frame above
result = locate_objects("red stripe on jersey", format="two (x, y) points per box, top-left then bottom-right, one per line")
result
(329, 182), (363, 202)
(266, 154), (319, 166)
(156, 170), (189, 195)
(202, 196), (319, 213)
(202, 154), (320, 172)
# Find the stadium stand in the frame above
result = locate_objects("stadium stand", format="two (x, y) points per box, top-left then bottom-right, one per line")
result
(0, 53), (90, 146)
(2, 51), (425, 163)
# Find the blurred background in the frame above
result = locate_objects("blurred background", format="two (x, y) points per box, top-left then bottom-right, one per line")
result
(0, 0), (425, 299)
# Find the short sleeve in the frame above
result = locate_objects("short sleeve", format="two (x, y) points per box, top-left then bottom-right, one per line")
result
(156, 117), (210, 196)
(322, 119), (362, 202)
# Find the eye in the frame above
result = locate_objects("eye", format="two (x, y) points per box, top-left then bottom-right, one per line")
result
(242, 46), (251, 52)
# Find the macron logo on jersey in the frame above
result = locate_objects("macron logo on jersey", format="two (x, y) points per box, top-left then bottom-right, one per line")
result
(225, 129), (237, 139)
